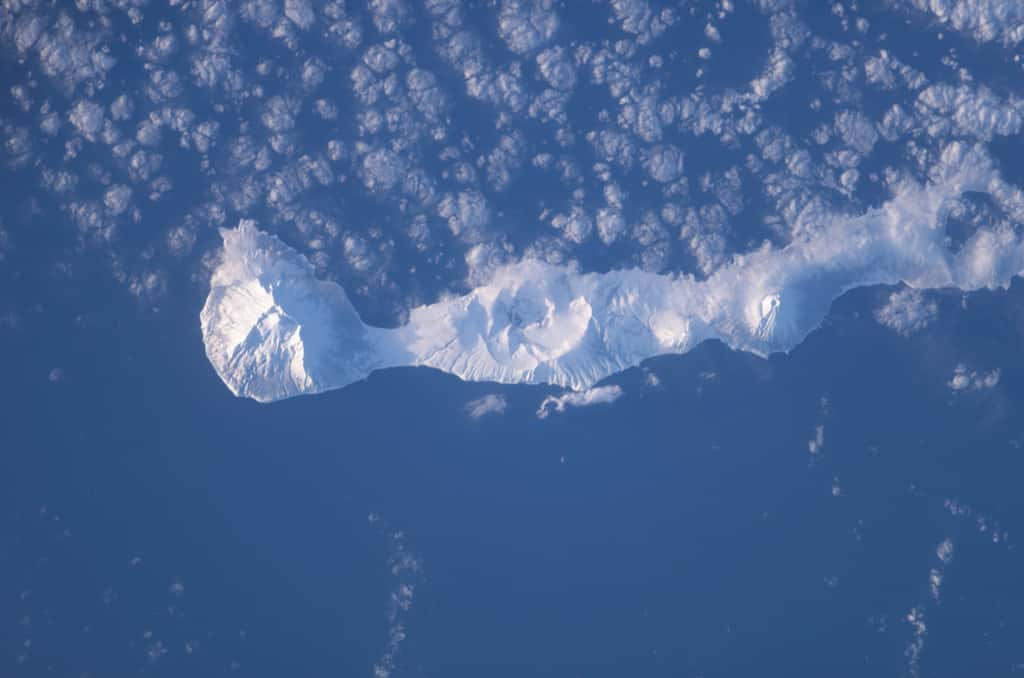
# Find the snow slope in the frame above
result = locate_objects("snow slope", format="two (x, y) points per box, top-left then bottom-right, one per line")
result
(201, 143), (1024, 403)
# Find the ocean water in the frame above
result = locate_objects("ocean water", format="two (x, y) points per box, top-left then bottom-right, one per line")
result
(4, 248), (1024, 676)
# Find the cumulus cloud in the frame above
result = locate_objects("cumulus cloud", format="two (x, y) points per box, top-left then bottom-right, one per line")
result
(875, 288), (938, 336)
(536, 46), (576, 90)
(465, 394), (508, 418)
(103, 185), (132, 215)
(536, 385), (623, 419)
(361, 149), (404, 192)
(834, 110), (879, 156)
(68, 100), (105, 140)
(936, 538), (954, 565)
(369, 0), (410, 34)
(498, 0), (559, 54)
(549, 206), (593, 244)
(439, 190), (490, 241)
(916, 83), (1024, 142)
(261, 96), (300, 133)
(609, 0), (674, 44)
(948, 364), (1000, 392)
(897, 0), (1024, 46)
(644, 144), (684, 183)
(284, 0), (315, 30)
(596, 207), (626, 245)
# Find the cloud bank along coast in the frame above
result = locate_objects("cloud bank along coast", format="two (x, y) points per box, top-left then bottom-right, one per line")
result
(201, 143), (1024, 403)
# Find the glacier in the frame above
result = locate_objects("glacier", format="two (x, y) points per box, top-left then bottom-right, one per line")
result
(201, 143), (1024, 403)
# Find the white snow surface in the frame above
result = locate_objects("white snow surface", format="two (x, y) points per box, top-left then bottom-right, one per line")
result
(202, 144), (1024, 403)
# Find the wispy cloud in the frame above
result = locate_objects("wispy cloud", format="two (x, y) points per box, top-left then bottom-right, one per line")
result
(465, 393), (508, 418)
(536, 385), (622, 419)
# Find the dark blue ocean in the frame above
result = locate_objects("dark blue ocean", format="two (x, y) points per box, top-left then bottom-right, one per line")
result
(4, 235), (1024, 677)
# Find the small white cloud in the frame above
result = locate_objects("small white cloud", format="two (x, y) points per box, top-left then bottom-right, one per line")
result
(596, 207), (626, 245)
(808, 424), (825, 454)
(644, 144), (685, 183)
(948, 364), (1000, 392)
(369, 0), (410, 34)
(536, 385), (622, 419)
(440, 190), (490, 242)
(549, 205), (592, 244)
(104, 184), (133, 216)
(260, 96), (300, 133)
(834, 109), (879, 156)
(929, 538), (955, 602)
(361, 148), (404, 193)
(68, 100), (105, 140)
(928, 568), (943, 601)
(167, 225), (197, 256)
(110, 94), (134, 121)
(284, 0), (315, 29)
(536, 46), (576, 91)
(875, 287), (937, 336)
(465, 394), (508, 418)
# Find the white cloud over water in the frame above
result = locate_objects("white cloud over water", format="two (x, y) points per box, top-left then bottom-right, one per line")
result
(536, 385), (623, 419)
(465, 394), (509, 418)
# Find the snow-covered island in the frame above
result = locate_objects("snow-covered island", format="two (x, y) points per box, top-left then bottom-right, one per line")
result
(202, 143), (1024, 403)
